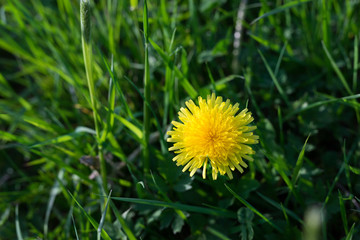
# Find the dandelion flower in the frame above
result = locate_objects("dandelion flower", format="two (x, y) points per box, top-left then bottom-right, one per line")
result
(167, 93), (259, 180)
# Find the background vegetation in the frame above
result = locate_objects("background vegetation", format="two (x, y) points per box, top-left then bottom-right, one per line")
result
(1, 0), (360, 239)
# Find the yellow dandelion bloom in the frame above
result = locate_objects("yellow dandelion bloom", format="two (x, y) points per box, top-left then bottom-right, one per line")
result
(167, 93), (259, 180)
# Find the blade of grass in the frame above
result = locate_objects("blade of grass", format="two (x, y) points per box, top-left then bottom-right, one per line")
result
(258, 50), (290, 106)
(338, 190), (348, 235)
(343, 140), (353, 192)
(322, 41), (352, 95)
(225, 184), (283, 232)
(23, 115), (59, 134)
(244, 70), (264, 119)
(44, 169), (65, 239)
(30, 149), (95, 186)
(97, 190), (112, 240)
(349, 165), (360, 175)
(111, 196), (236, 218)
(0, 207), (10, 227)
(345, 223), (356, 240)
(284, 93), (360, 121)
(280, 203), (290, 226)
(292, 134), (310, 185)
(123, 76), (167, 153)
(0, 35), (76, 86)
(109, 201), (137, 240)
(162, 28), (177, 128)
(99, 54), (116, 143)
(205, 63), (216, 94)
(283, 134), (310, 204)
(206, 227), (231, 240)
(277, 106), (284, 147)
(149, 37), (198, 99)
(353, 35), (358, 92)
(251, 0), (312, 24)
(201, 75), (243, 92)
(114, 115), (143, 141)
(321, 0), (329, 48)
(248, 33), (281, 52)
(261, 148), (303, 205)
(142, 0), (151, 175)
(72, 215), (80, 240)
(99, 49), (133, 119)
(68, 190), (112, 240)
(274, 42), (287, 77)
(257, 192), (303, 224)
(322, 163), (345, 209)
(29, 131), (83, 148)
(322, 142), (347, 209)
(63, 182), (81, 239)
(15, 205), (24, 240)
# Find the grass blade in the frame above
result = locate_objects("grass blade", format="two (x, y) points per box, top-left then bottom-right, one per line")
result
(322, 141), (349, 210)
(274, 43), (287, 77)
(322, 41), (352, 95)
(111, 196), (236, 218)
(44, 169), (65, 238)
(321, 0), (329, 48)
(72, 215), (80, 240)
(30, 149), (95, 186)
(225, 184), (283, 232)
(257, 192), (303, 224)
(123, 76), (167, 153)
(345, 223), (356, 240)
(284, 93), (360, 121)
(258, 50), (290, 106)
(205, 62), (216, 93)
(97, 190), (112, 240)
(143, 0), (151, 174)
(15, 205), (24, 240)
(292, 134), (310, 185)
(338, 190), (348, 235)
(68, 190), (112, 240)
(353, 35), (358, 92)
(0, 207), (10, 227)
(149, 37), (198, 99)
(110, 201), (137, 240)
(99, 49), (133, 119)
(349, 165), (360, 175)
(251, 0), (312, 25)
(206, 226), (231, 240)
(30, 132), (82, 148)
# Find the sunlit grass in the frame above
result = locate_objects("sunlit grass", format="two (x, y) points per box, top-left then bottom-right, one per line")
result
(0, 0), (359, 239)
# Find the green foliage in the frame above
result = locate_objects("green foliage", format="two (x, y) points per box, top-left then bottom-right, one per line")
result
(1, 0), (360, 239)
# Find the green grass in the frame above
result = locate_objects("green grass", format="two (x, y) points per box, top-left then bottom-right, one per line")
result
(1, 0), (360, 239)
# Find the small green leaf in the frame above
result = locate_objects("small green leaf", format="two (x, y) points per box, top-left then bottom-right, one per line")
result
(171, 214), (184, 234)
(237, 208), (254, 240)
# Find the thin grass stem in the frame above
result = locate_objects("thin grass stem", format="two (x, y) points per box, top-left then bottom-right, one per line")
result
(142, 0), (150, 174)
(80, 0), (107, 189)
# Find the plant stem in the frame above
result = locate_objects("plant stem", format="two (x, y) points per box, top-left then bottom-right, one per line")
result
(142, 0), (150, 174)
(80, 0), (107, 189)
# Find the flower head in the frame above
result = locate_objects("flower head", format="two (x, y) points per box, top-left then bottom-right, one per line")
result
(167, 93), (259, 180)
